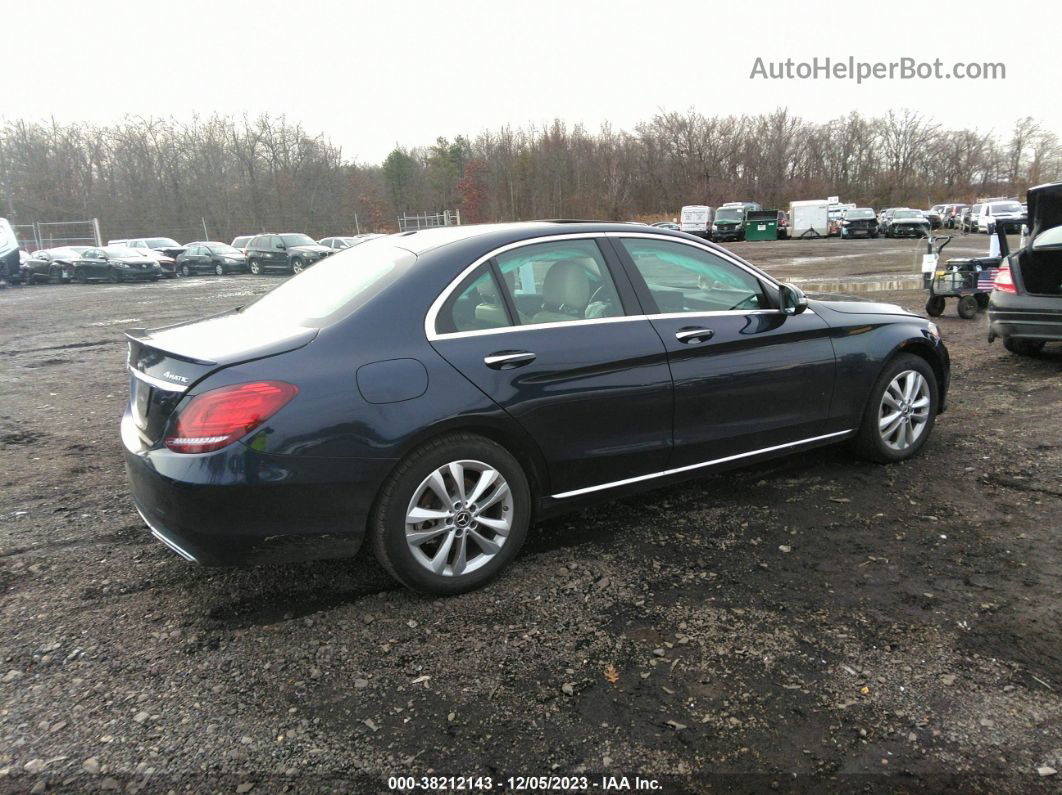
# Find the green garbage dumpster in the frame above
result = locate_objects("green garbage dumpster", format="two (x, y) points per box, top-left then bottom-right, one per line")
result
(744, 210), (778, 241)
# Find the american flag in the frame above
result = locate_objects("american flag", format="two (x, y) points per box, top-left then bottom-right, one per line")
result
(978, 267), (998, 292)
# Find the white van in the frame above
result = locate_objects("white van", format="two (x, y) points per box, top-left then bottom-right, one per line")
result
(680, 205), (714, 238)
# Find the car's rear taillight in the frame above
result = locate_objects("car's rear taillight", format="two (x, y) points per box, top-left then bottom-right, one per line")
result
(164, 381), (298, 454)
(993, 263), (1017, 294)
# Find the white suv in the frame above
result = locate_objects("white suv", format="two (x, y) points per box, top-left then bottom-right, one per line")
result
(975, 200), (1027, 235)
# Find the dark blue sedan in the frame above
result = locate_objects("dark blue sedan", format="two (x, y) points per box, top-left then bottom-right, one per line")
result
(122, 222), (950, 594)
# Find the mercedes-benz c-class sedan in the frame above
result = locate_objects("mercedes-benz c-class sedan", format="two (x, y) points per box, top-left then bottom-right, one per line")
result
(122, 223), (950, 594)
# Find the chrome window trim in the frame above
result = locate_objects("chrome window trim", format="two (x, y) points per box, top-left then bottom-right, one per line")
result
(650, 307), (817, 320)
(425, 230), (792, 342)
(551, 429), (852, 499)
(129, 366), (189, 393)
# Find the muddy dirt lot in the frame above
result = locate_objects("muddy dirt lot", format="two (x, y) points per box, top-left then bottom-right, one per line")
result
(1, 235), (1059, 793)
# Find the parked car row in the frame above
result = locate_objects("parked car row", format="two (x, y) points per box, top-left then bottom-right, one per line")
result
(12, 231), (383, 286)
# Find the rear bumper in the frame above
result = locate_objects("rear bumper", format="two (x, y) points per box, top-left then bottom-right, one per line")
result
(121, 411), (394, 565)
(988, 292), (1062, 342)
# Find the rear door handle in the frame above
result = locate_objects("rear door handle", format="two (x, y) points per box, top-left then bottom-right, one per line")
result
(484, 351), (536, 369)
(675, 327), (715, 344)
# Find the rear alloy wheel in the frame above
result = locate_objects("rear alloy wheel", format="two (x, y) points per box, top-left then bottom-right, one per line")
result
(249, 259), (261, 275)
(291, 258), (305, 275)
(181, 263), (191, 276)
(371, 434), (530, 595)
(1003, 338), (1046, 356)
(214, 263), (225, 276)
(957, 295), (978, 319)
(853, 354), (937, 463)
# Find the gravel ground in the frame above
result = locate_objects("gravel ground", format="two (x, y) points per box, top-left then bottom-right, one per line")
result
(0, 235), (1059, 794)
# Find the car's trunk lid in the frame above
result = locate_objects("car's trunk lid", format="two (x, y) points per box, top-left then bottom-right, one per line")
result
(125, 311), (317, 445)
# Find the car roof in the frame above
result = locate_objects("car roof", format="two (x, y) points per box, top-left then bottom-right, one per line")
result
(386, 221), (694, 256)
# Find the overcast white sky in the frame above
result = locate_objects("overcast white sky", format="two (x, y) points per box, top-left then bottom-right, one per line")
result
(9, 0), (1059, 163)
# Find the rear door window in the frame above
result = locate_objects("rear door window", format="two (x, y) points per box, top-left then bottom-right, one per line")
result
(494, 239), (624, 325)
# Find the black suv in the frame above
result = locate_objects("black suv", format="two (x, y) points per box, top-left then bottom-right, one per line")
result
(245, 233), (332, 275)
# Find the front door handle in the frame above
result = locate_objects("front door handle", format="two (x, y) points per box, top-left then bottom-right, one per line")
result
(484, 351), (536, 369)
(675, 327), (715, 344)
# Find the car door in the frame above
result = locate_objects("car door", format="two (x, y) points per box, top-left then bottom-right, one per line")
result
(427, 236), (674, 497)
(268, 235), (286, 269)
(184, 245), (201, 273)
(611, 235), (837, 469)
(81, 248), (103, 279)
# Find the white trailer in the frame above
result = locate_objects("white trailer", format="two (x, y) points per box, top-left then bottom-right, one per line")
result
(788, 200), (830, 239)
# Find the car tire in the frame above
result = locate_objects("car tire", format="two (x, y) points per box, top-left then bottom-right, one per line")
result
(214, 263), (225, 276)
(370, 433), (531, 595)
(181, 263), (191, 276)
(925, 296), (945, 316)
(49, 266), (62, 284)
(291, 258), (305, 275)
(975, 293), (990, 309)
(956, 295), (978, 319)
(957, 295), (978, 319)
(249, 259), (261, 275)
(108, 269), (120, 284)
(1003, 338), (1046, 356)
(852, 353), (938, 464)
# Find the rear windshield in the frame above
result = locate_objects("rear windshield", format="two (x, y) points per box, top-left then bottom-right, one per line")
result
(238, 241), (415, 326)
(893, 210), (922, 219)
(145, 238), (179, 248)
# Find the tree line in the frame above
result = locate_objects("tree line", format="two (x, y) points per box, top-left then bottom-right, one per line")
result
(0, 109), (1057, 243)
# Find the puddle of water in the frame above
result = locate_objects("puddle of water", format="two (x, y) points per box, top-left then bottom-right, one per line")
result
(788, 273), (923, 293)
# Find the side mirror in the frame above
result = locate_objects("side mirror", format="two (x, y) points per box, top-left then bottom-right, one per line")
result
(778, 283), (808, 315)
(275, 242), (286, 250)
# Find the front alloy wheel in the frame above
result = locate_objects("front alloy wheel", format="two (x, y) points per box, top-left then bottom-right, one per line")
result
(181, 263), (191, 276)
(214, 263), (225, 276)
(291, 258), (305, 274)
(249, 259), (261, 275)
(878, 370), (931, 452)
(853, 354), (938, 463)
(371, 433), (530, 594)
